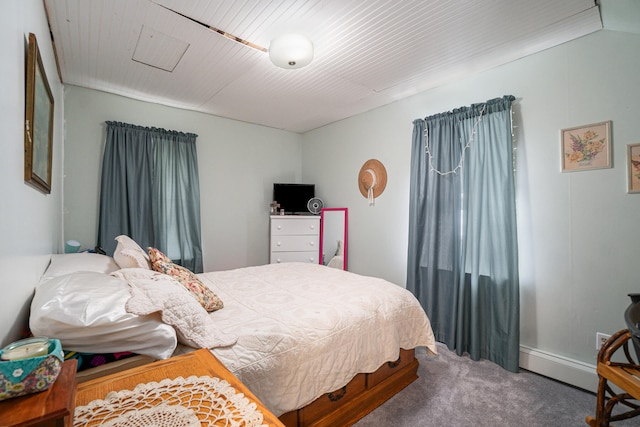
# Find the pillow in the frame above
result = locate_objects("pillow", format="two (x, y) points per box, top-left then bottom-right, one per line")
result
(148, 247), (223, 312)
(112, 268), (237, 349)
(327, 255), (344, 270)
(30, 271), (177, 359)
(148, 246), (172, 263)
(113, 235), (151, 269)
(42, 253), (120, 279)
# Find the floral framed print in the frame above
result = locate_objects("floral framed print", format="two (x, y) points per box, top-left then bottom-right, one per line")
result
(627, 143), (640, 194)
(561, 121), (611, 172)
(24, 33), (54, 194)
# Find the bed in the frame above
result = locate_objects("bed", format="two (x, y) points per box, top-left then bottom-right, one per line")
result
(28, 243), (436, 426)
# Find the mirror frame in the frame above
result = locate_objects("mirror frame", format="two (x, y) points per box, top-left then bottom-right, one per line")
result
(319, 207), (348, 270)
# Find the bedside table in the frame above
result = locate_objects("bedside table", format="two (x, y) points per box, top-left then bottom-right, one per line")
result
(0, 359), (77, 427)
(75, 349), (284, 426)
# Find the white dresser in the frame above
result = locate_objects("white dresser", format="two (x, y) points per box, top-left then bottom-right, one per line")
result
(270, 215), (320, 264)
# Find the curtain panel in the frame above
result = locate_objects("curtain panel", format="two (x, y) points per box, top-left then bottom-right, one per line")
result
(98, 121), (204, 273)
(407, 95), (520, 372)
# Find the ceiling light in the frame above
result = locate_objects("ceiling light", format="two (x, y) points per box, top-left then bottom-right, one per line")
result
(269, 34), (314, 69)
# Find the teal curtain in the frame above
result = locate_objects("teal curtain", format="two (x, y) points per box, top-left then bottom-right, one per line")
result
(98, 122), (203, 273)
(407, 96), (520, 372)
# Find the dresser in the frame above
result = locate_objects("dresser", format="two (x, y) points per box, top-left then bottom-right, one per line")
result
(270, 215), (320, 264)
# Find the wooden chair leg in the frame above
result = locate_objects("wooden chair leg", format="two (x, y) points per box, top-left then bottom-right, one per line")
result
(586, 376), (610, 427)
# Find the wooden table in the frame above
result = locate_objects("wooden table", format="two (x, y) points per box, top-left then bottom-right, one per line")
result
(0, 359), (77, 427)
(75, 349), (284, 426)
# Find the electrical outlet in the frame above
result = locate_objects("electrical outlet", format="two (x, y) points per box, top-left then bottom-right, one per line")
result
(596, 332), (611, 350)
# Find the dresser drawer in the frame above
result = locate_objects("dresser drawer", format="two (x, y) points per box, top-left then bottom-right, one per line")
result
(298, 373), (366, 424)
(270, 251), (318, 264)
(271, 217), (319, 235)
(366, 348), (415, 388)
(271, 235), (318, 252)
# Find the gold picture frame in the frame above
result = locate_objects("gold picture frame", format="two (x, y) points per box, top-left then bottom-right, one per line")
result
(561, 121), (612, 172)
(24, 33), (54, 194)
(627, 143), (640, 194)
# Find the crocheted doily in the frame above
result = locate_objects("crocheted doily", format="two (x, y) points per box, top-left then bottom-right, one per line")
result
(101, 404), (200, 427)
(74, 375), (267, 427)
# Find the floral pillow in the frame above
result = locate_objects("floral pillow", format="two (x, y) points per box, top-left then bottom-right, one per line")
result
(148, 247), (172, 264)
(148, 247), (223, 312)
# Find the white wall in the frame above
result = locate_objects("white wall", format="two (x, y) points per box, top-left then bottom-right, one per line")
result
(0, 0), (65, 346)
(302, 29), (640, 388)
(63, 86), (302, 271)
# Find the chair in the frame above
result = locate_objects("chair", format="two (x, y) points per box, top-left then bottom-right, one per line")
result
(586, 294), (640, 426)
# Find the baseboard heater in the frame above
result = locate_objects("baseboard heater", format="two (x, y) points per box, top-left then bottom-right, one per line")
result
(519, 345), (597, 393)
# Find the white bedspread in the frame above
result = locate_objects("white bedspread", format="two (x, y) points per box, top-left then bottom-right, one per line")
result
(197, 262), (437, 416)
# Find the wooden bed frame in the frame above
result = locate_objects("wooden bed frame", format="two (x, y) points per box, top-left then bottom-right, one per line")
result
(279, 348), (418, 427)
(77, 347), (418, 427)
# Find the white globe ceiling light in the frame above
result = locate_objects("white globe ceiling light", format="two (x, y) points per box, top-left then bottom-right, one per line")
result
(269, 34), (314, 69)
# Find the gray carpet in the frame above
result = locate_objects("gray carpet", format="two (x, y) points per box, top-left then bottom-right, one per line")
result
(354, 343), (638, 427)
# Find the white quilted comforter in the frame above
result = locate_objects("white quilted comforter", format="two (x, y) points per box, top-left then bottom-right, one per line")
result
(197, 262), (437, 416)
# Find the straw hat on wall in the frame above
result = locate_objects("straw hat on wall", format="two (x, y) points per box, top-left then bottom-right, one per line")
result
(358, 159), (387, 205)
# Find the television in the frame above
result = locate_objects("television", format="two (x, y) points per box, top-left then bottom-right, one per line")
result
(273, 183), (315, 214)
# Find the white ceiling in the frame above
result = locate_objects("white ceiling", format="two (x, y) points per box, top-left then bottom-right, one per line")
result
(44, 0), (603, 133)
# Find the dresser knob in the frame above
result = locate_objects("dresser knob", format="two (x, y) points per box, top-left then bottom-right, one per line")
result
(277, 225), (282, 230)
(277, 242), (282, 247)
(309, 241), (314, 246)
(277, 259), (282, 263)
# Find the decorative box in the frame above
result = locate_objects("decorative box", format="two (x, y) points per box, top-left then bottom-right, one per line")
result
(0, 338), (63, 401)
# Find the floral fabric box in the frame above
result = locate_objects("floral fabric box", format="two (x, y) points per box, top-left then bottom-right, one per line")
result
(0, 339), (63, 401)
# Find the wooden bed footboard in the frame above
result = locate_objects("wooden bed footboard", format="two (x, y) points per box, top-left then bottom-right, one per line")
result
(279, 348), (419, 427)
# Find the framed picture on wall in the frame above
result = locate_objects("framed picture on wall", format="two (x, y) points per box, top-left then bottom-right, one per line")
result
(24, 32), (54, 194)
(561, 121), (612, 172)
(627, 143), (640, 194)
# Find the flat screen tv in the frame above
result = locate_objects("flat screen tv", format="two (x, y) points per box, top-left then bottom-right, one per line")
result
(273, 183), (315, 214)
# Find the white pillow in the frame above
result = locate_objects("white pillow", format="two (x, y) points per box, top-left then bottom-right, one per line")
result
(112, 268), (237, 349)
(43, 253), (120, 279)
(29, 271), (177, 359)
(113, 235), (151, 269)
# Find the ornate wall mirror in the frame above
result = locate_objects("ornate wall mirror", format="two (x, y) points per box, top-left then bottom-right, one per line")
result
(319, 208), (348, 270)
